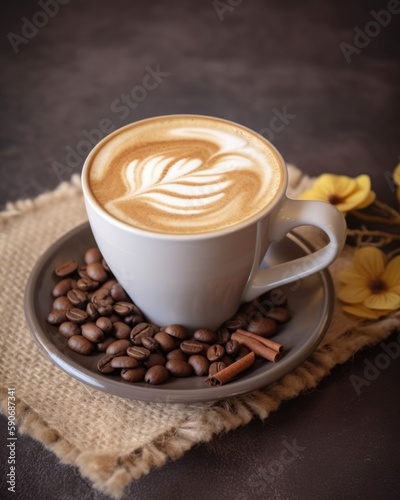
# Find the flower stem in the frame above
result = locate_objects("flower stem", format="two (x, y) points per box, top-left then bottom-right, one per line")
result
(347, 228), (400, 247)
(350, 200), (400, 225)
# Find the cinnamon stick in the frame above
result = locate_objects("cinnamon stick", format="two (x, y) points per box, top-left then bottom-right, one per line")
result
(205, 351), (255, 387)
(236, 329), (283, 353)
(232, 331), (281, 362)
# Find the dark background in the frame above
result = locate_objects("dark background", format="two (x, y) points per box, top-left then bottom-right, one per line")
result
(1, 1), (400, 499)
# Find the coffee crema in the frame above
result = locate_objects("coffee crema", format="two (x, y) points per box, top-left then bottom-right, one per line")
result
(87, 115), (283, 234)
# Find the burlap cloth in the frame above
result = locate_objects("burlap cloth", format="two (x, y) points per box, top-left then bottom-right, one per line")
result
(1, 166), (399, 499)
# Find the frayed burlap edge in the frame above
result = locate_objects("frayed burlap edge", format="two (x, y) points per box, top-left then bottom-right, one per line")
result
(1, 172), (400, 499)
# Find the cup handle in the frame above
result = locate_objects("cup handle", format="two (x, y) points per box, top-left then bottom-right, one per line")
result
(241, 197), (347, 302)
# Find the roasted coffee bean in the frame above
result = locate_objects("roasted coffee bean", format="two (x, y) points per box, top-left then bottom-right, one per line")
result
(97, 304), (113, 316)
(268, 289), (287, 306)
(52, 278), (77, 297)
(108, 313), (121, 323)
(102, 258), (111, 273)
(67, 335), (94, 355)
(55, 259), (78, 277)
(180, 339), (204, 354)
(96, 336), (117, 353)
(236, 345), (252, 359)
(209, 361), (226, 377)
(124, 313), (144, 327)
(130, 322), (158, 345)
(103, 279), (118, 291)
(145, 352), (167, 367)
(66, 308), (88, 324)
(246, 317), (278, 337)
(221, 318), (246, 331)
(81, 323), (104, 343)
(47, 309), (68, 325)
(225, 339), (240, 358)
(188, 355), (210, 376)
(215, 327), (230, 345)
(141, 336), (159, 353)
(78, 266), (89, 279)
(112, 321), (131, 339)
(97, 354), (115, 374)
(239, 301), (258, 315)
(76, 277), (99, 291)
(145, 365), (170, 385)
(207, 344), (225, 362)
(106, 339), (132, 356)
(193, 328), (217, 343)
(86, 302), (99, 320)
(52, 296), (73, 311)
(110, 283), (128, 301)
(90, 287), (111, 304)
(67, 288), (87, 307)
(127, 346), (150, 361)
(264, 306), (291, 324)
(163, 324), (189, 340)
(96, 316), (113, 334)
(86, 262), (108, 283)
(154, 331), (176, 352)
(84, 247), (103, 265)
(58, 321), (80, 339)
(113, 301), (137, 316)
(111, 356), (139, 369)
(166, 349), (188, 361)
(121, 366), (146, 382)
(166, 359), (193, 377)
(220, 354), (234, 367)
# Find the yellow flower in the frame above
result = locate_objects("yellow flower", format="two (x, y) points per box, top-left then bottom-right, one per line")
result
(393, 163), (400, 202)
(338, 247), (400, 318)
(299, 174), (376, 214)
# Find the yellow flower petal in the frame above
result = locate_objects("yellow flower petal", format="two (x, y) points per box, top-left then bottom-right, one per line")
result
(353, 247), (386, 279)
(337, 284), (370, 304)
(354, 174), (372, 191)
(356, 190), (376, 209)
(383, 255), (400, 292)
(393, 163), (400, 186)
(298, 188), (329, 202)
(342, 303), (391, 319)
(397, 186), (400, 203)
(364, 292), (400, 310)
(338, 269), (368, 286)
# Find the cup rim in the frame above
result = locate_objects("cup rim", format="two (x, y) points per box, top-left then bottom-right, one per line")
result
(81, 113), (288, 241)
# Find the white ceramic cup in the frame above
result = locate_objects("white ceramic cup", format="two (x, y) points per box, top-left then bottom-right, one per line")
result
(82, 116), (346, 330)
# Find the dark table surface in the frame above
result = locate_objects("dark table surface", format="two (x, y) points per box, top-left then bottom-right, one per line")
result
(1, 1), (400, 499)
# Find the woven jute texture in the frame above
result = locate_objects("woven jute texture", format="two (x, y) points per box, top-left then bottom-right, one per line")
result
(1, 166), (399, 499)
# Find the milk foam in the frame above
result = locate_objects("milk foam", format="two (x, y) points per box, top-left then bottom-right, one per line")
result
(88, 116), (283, 234)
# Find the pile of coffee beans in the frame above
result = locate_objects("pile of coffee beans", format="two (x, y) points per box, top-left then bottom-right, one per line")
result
(47, 247), (291, 385)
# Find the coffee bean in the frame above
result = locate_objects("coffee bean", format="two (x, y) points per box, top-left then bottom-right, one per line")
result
(239, 301), (258, 315)
(141, 336), (159, 353)
(110, 283), (128, 301)
(58, 321), (80, 339)
(225, 339), (240, 357)
(145, 352), (167, 367)
(106, 339), (132, 356)
(86, 262), (108, 283)
(96, 336), (116, 353)
(124, 314), (144, 327)
(81, 323), (104, 343)
(221, 318), (246, 331)
(112, 321), (131, 340)
(180, 339), (204, 354)
(127, 346), (150, 361)
(66, 308), (88, 324)
(67, 335), (94, 355)
(166, 359), (193, 377)
(113, 301), (137, 316)
(166, 349), (188, 361)
(52, 296), (72, 311)
(86, 302), (99, 320)
(97, 304), (113, 316)
(55, 259), (78, 277)
(246, 317), (278, 337)
(264, 307), (291, 324)
(188, 355), (210, 376)
(215, 327), (230, 345)
(121, 366), (146, 382)
(97, 354), (115, 374)
(220, 354), (234, 367)
(206, 344), (225, 362)
(209, 361), (226, 377)
(76, 277), (99, 291)
(163, 324), (189, 339)
(47, 309), (68, 325)
(84, 247), (103, 264)
(67, 288), (87, 307)
(90, 287), (112, 304)
(145, 365), (170, 385)
(78, 266), (89, 279)
(193, 328), (217, 343)
(154, 331), (176, 352)
(111, 356), (139, 369)
(103, 279), (118, 291)
(96, 316), (113, 334)
(130, 322), (158, 345)
(52, 278), (77, 297)
(236, 345), (252, 359)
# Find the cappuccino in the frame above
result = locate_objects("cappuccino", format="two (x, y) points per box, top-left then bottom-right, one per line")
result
(87, 115), (283, 234)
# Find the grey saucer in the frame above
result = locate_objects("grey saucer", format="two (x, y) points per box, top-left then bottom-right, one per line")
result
(24, 223), (334, 403)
